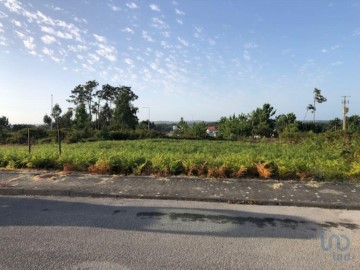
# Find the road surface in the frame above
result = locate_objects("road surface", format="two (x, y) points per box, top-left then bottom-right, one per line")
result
(0, 196), (359, 269)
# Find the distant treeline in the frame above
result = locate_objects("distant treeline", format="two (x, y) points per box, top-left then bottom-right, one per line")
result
(1, 82), (359, 144)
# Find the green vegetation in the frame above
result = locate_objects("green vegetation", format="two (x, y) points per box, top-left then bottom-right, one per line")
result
(1, 82), (360, 181)
(1, 132), (359, 181)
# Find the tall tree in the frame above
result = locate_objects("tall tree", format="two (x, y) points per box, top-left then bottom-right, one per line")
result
(74, 103), (89, 129)
(67, 85), (87, 105)
(189, 122), (207, 138)
(218, 114), (251, 140)
(0, 116), (9, 131)
(112, 86), (139, 130)
(95, 84), (118, 128)
(311, 88), (327, 123)
(43, 114), (52, 128)
(328, 117), (342, 131)
(51, 104), (62, 127)
(98, 103), (112, 129)
(177, 117), (189, 136)
(250, 103), (276, 137)
(61, 108), (73, 129)
(0, 116), (9, 143)
(83, 80), (98, 122)
(275, 113), (298, 133)
(347, 115), (360, 132)
(67, 80), (99, 126)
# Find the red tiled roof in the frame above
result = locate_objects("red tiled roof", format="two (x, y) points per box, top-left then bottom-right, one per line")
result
(207, 126), (217, 131)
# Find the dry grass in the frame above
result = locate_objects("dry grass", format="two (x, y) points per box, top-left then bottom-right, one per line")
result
(296, 171), (312, 181)
(231, 166), (248, 178)
(63, 163), (75, 172)
(207, 164), (230, 178)
(255, 162), (273, 179)
(88, 161), (110, 174)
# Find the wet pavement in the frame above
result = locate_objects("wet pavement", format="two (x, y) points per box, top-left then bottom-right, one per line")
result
(0, 170), (360, 209)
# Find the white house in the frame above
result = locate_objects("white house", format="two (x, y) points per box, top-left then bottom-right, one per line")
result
(206, 126), (218, 137)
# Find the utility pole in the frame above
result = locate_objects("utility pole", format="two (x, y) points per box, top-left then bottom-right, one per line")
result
(51, 94), (53, 131)
(341, 96), (350, 131)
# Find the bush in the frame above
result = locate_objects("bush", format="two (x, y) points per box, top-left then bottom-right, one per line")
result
(6, 128), (49, 144)
(109, 131), (138, 140)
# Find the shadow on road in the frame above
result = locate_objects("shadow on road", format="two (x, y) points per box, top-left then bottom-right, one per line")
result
(0, 196), (358, 239)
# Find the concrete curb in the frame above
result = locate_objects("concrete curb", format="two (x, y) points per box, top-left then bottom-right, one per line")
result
(1, 188), (360, 210)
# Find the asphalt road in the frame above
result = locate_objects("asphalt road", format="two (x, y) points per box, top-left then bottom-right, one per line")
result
(0, 196), (359, 270)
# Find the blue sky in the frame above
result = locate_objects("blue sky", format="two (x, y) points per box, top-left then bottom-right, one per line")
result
(0, 0), (359, 124)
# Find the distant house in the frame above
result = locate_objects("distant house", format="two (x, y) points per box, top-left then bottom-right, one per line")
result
(206, 126), (218, 137)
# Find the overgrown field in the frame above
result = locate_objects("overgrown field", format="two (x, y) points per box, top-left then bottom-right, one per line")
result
(1, 134), (360, 181)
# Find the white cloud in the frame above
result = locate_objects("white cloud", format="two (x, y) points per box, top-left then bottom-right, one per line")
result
(122, 27), (134, 34)
(68, 44), (88, 52)
(149, 4), (160, 12)
(151, 17), (168, 29)
(175, 8), (185, 15)
(42, 47), (54, 56)
(177, 37), (188, 47)
(126, 2), (138, 9)
(243, 42), (258, 49)
(0, 35), (6, 46)
(142, 31), (154, 42)
(124, 58), (134, 66)
(208, 38), (216, 45)
(15, 30), (24, 38)
(92, 33), (118, 62)
(11, 19), (21, 27)
(299, 58), (315, 76)
(161, 40), (171, 49)
(23, 36), (36, 50)
(108, 4), (121, 11)
(82, 63), (95, 72)
(40, 26), (73, 39)
(162, 31), (171, 38)
(176, 19), (183, 25)
(243, 50), (251, 61)
(321, 45), (340, 53)
(74, 17), (87, 24)
(93, 34), (106, 43)
(15, 30), (36, 50)
(47, 5), (63, 12)
(41, 35), (56, 44)
(0, 22), (4, 33)
(353, 28), (360, 36)
(0, 11), (8, 18)
(2, 1), (84, 42)
(2, 0), (22, 13)
(193, 26), (202, 38)
(96, 43), (117, 62)
(36, 10), (56, 25)
(155, 50), (163, 58)
(87, 53), (100, 65)
(331, 61), (343, 66)
(194, 26), (202, 33)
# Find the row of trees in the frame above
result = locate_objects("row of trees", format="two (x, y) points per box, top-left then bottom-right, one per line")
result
(175, 109), (360, 141)
(174, 104), (296, 140)
(2, 84), (360, 144)
(43, 80), (139, 131)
